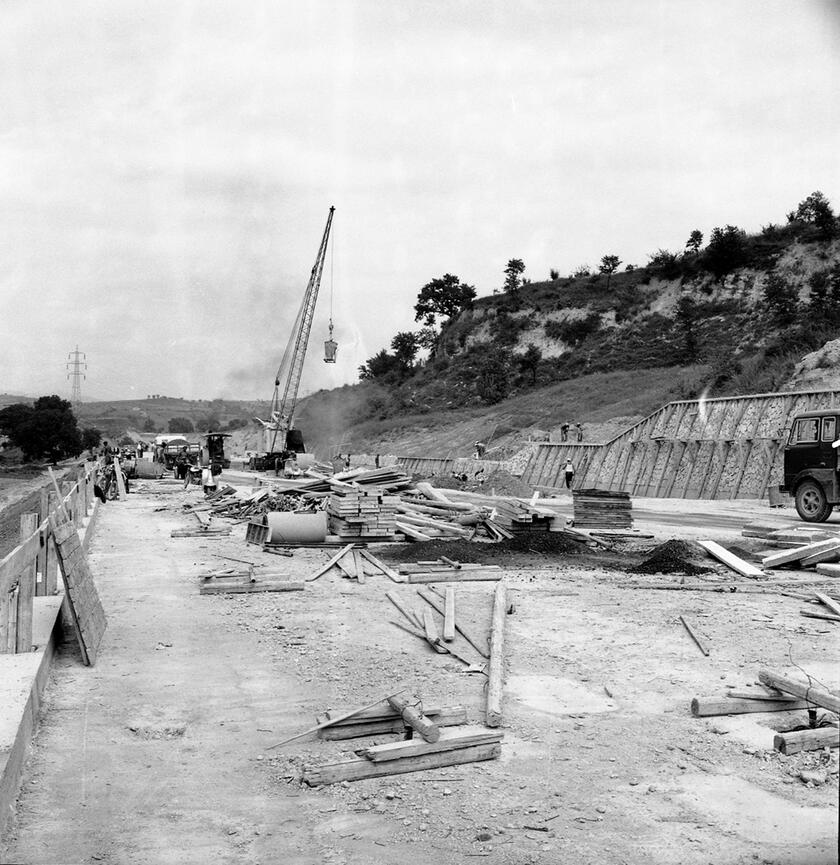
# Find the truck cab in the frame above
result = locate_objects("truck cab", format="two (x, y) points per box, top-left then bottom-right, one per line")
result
(781, 409), (840, 522)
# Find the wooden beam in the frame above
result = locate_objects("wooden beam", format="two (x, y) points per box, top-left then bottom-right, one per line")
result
(486, 581), (507, 727)
(762, 539), (840, 568)
(443, 586), (456, 642)
(319, 706), (468, 740)
(358, 726), (502, 762)
(199, 580), (304, 595)
(773, 726), (839, 755)
(758, 670), (840, 714)
(113, 456), (127, 500)
(815, 591), (840, 618)
(691, 696), (810, 716)
(679, 615), (710, 656)
(303, 742), (501, 786)
(387, 695), (439, 743)
(697, 540), (765, 579)
(422, 608), (440, 648)
(385, 590), (424, 629)
(357, 549), (403, 583)
(408, 570), (502, 584)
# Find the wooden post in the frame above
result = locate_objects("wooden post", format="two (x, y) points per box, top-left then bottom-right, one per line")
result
(387, 695), (440, 743)
(45, 491), (58, 595)
(486, 581), (507, 727)
(16, 514), (38, 652)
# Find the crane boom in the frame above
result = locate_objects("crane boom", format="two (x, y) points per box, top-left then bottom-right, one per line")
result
(266, 206), (335, 453)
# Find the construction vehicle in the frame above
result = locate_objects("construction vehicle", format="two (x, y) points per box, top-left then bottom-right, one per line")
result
(251, 206), (336, 473)
(781, 408), (840, 522)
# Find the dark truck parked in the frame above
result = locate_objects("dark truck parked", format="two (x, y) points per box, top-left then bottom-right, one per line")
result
(781, 409), (840, 522)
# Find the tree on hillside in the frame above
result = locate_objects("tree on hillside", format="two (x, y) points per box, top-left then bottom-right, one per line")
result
(647, 249), (682, 279)
(414, 274), (476, 327)
(391, 331), (420, 368)
(598, 255), (622, 289)
(703, 225), (748, 280)
(169, 416), (194, 434)
(81, 427), (102, 453)
(518, 344), (542, 384)
(503, 258), (525, 294)
(475, 346), (513, 404)
(571, 265), (591, 278)
(549, 268), (560, 280)
(0, 395), (83, 462)
(685, 229), (703, 255)
(763, 269), (799, 326)
(358, 349), (403, 382)
(789, 191), (836, 238)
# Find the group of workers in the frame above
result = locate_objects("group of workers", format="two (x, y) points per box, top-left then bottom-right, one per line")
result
(560, 423), (584, 442)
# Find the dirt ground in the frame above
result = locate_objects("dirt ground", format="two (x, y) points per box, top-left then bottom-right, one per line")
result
(1, 477), (838, 864)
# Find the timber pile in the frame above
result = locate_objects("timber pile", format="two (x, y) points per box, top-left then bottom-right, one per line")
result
(742, 523), (839, 549)
(297, 466), (412, 494)
(690, 667), (839, 754)
(572, 489), (633, 529)
(761, 537), (840, 571)
(190, 489), (318, 522)
(305, 544), (403, 583)
(326, 488), (400, 539)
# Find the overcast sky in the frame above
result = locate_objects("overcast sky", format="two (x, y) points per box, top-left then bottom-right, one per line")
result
(1, 0), (838, 402)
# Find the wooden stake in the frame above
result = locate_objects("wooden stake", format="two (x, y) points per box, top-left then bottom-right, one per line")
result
(266, 690), (404, 750)
(486, 581), (507, 727)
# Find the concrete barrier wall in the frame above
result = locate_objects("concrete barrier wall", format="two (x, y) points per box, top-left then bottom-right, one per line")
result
(520, 389), (840, 499)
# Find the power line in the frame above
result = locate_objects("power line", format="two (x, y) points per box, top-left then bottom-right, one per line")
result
(66, 345), (87, 407)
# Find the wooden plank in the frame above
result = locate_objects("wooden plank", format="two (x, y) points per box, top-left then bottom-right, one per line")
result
(773, 726), (840, 754)
(357, 550), (404, 583)
(762, 539), (840, 569)
(387, 694), (439, 743)
(815, 591), (840, 618)
(800, 609), (840, 622)
(679, 614), (710, 656)
(303, 742), (501, 786)
(443, 586), (456, 642)
(800, 544), (840, 567)
(758, 670), (840, 714)
(422, 607), (440, 647)
(408, 570), (502, 584)
(305, 543), (356, 582)
(15, 514), (38, 653)
(199, 580), (305, 595)
(816, 563), (840, 576)
(486, 581), (507, 727)
(319, 707), (468, 740)
(697, 540), (765, 579)
(395, 521), (433, 541)
(320, 702), (452, 726)
(726, 689), (798, 702)
(691, 696), (810, 716)
(420, 587), (489, 658)
(49, 515), (107, 666)
(358, 726), (503, 762)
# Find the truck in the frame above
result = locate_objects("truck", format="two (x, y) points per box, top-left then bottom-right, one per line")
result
(780, 408), (840, 522)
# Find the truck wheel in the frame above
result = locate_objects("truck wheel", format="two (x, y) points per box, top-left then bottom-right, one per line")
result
(795, 480), (833, 523)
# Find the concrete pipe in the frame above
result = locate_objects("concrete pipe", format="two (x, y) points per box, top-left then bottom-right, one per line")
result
(265, 511), (327, 544)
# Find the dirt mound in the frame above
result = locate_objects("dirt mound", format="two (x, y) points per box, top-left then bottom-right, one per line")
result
(422, 468), (532, 498)
(382, 531), (585, 565)
(630, 539), (712, 576)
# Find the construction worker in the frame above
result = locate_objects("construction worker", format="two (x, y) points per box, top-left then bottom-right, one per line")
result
(564, 458), (575, 490)
(576, 423), (583, 442)
(474, 441), (487, 458)
(560, 423), (569, 442)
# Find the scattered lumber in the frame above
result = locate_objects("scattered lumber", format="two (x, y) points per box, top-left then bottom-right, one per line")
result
(486, 581), (507, 727)
(386, 591), (423, 629)
(801, 543), (840, 567)
(443, 586), (456, 642)
(305, 543), (356, 582)
(396, 521), (433, 541)
(800, 609), (840, 622)
(679, 615), (710, 656)
(267, 691), (405, 750)
(418, 587), (489, 658)
(691, 696), (810, 716)
(319, 706), (468, 740)
(407, 570), (502, 584)
(357, 726), (502, 762)
(762, 539), (840, 569)
(773, 726), (840, 754)
(387, 695), (440, 743)
(357, 549), (404, 583)
(697, 540), (765, 579)
(758, 670), (840, 714)
(816, 563), (840, 577)
(303, 742), (501, 785)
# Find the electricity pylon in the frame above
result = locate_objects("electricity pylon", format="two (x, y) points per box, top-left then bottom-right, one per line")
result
(66, 345), (87, 407)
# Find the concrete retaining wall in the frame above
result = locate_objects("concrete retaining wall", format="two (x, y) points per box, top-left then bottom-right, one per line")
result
(520, 389), (840, 499)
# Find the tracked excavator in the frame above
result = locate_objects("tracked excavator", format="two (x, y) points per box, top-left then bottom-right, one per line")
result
(250, 206), (337, 473)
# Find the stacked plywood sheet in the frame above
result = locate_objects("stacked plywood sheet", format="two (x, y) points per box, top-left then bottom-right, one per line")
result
(572, 489), (633, 529)
(326, 488), (400, 539)
(742, 523), (838, 548)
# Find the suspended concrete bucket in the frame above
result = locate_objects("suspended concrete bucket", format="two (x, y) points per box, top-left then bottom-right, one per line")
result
(265, 511), (327, 545)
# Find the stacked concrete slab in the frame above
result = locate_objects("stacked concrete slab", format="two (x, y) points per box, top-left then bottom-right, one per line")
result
(520, 389), (840, 500)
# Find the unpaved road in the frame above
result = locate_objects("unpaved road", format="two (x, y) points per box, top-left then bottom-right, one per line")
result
(1, 478), (838, 864)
